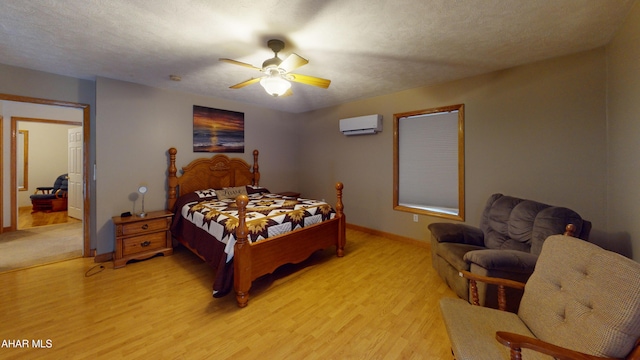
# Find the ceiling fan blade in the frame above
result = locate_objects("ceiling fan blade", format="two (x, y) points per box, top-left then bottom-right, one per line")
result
(289, 73), (331, 89)
(219, 58), (262, 71)
(229, 77), (262, 89)
(279, 53), (309, 73)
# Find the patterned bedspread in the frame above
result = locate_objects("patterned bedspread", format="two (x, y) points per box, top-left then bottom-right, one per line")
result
(170, 186), (336, 297)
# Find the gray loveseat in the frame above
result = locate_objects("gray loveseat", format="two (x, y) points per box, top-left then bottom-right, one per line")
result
(429, 193), (591, 311)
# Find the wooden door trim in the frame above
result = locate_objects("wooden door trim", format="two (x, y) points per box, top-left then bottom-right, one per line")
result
(0, 93), (91, 257)
(10, 117), (83, 230)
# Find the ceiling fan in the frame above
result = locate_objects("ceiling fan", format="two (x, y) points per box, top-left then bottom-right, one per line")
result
(219, 39), (331, 97)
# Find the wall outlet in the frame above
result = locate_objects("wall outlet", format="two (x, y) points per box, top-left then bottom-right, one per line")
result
(413, 214), (419, 222)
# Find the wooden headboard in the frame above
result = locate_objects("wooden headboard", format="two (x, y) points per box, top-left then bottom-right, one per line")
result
(167, 147), (260, 211)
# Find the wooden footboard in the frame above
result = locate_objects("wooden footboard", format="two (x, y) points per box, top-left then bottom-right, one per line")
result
(166, 147), (345, 307)
(234, 182), (345, 307)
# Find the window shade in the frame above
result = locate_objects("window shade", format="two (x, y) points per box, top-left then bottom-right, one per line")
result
(398, 111), (459, 211)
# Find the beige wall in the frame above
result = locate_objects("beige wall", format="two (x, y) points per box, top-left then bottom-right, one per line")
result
(607, 1), (640, 260)
(95, 78), (300, 254)
(298, 49), (608, 248)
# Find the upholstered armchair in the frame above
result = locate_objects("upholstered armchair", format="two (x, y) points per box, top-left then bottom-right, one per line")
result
(30, 174), (68, 212)
(429, 193), (591, 312)
(440, 234), (640, 359)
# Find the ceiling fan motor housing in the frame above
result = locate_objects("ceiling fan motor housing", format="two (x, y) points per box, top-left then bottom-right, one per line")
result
(267, 39), (285, 53)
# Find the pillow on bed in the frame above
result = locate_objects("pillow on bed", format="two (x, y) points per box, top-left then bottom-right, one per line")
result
(215, 186), (248, 200)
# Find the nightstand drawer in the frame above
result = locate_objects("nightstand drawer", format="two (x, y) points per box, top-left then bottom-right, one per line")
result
(122, 232), (167, 256)
(119, 218), (168, 236)
(113, 210), (173, 268)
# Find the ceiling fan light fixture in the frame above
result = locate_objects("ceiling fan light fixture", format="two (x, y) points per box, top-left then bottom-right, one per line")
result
(260, 74), (291, 97)
(221, 39), (329, 97)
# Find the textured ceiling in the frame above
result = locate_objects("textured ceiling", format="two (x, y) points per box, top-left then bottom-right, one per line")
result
(0, 1), (635, 113)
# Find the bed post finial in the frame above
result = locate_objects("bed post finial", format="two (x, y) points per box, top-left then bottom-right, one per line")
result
(252, 149), (260, 187)
(168, 148), (178, 210)
(235, 194), (251, 307)
(335, 182), (344, 215)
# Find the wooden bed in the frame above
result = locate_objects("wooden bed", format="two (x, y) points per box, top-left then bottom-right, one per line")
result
(167, 147), (345, 307)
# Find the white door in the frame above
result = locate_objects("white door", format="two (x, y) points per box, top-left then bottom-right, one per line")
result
(67, 127), (83, 220)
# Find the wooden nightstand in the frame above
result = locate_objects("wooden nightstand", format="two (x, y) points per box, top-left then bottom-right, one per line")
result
(112, 210), (173, 268)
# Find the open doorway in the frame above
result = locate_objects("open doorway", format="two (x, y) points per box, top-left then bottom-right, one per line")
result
(0, 95), (91, 267)
(14, 117), (82, 230)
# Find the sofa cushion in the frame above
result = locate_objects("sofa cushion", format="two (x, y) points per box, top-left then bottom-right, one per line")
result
(440, 297), (550, 360)
(464, 249), (539, 274)
(480, 194), (521, 247)
(427, 222), (484, 246)
(480, 194), (584, 254)
(530, 207), (583, 255)
(519, 235), (640, 358)
(30, 193), (60, 200)
(438, 243), (486, 273)
(482, 195), (540, 251)
(507, 200), (550, 245)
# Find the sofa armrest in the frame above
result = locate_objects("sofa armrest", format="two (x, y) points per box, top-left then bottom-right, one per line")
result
(34, 186), (54, 194)
(495, 331), (617, 360)
(428, 223), (484, 246)
(464, 249), (538, 274)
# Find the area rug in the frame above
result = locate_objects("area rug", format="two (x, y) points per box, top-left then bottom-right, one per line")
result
(0, 223), (83, 273)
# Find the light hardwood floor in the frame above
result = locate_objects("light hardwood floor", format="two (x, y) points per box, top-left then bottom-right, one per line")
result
(18, 206), (81, 230)
(0, 228), (457, 359)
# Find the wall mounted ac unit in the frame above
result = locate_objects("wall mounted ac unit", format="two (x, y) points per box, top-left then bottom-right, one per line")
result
(339, 114), (383, 136)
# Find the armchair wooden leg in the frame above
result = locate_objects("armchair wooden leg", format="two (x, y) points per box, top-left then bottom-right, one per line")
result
(470, 279), (479, 305)
(509, 347), (522, 360)
(498, 285), (507, 311)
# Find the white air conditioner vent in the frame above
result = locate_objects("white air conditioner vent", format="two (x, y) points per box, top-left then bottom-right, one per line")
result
(339, 114), (383, 136)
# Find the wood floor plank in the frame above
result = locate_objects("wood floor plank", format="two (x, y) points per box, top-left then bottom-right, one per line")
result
(18, 206), (81, 230)
(0, 229), (456, 359)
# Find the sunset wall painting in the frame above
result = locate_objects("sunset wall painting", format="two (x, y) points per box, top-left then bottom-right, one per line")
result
(193, 105), (245, 153)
